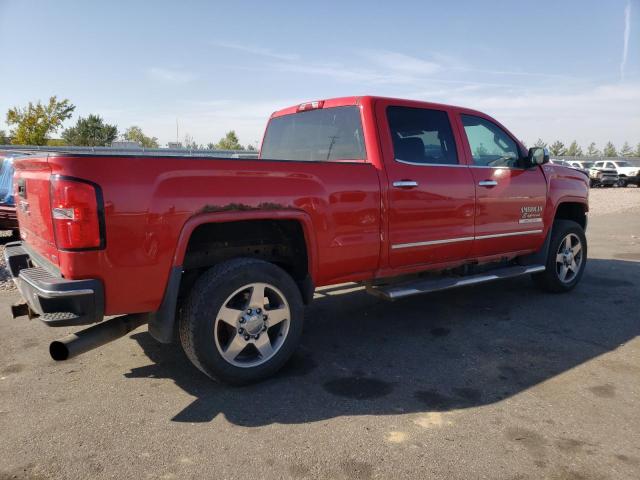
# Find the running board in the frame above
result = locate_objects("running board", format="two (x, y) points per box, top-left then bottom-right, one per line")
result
(366, 265), (545, 301)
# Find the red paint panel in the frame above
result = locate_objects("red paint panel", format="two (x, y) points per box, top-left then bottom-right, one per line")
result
(37, 155), (381, 314)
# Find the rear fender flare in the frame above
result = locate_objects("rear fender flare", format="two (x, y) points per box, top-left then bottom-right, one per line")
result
(171, 209), (318, 280)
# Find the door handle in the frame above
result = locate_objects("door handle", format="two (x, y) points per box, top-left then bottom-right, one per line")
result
(478, 180), (498, 187)
(393, 180), (419, 188)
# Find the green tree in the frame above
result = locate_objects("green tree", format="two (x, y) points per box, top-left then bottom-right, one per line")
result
(549, 140), (566, 156)
(603, 141), (617, 157)
(565, 140), (583, 157)
(246, 144), (256, 151)
(122, 126), (159, 148)
(0, 130), (9, 144)
(619, 141), (633, 157)
(214, 130), (244, 150)
(206, 142), (216, 150)
(6, 96), (75, 145)
(533, 138), (547, 148)
(586, 142), (600, 157)
(62, 114), (118, 146)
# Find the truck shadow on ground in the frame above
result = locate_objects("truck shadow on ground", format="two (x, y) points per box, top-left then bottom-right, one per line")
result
(125, 258), (639, 426)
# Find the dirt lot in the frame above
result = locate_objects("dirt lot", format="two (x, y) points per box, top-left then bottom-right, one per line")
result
(0, 190), (638, 480)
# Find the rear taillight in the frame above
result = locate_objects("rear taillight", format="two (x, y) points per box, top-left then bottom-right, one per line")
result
(50, 176), (104, 250)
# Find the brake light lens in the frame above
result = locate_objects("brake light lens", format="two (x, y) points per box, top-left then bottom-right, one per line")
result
(297, 100), (324, 112)
(50, 177), (103, 250)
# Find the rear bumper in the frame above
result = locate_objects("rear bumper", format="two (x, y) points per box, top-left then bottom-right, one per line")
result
(0, 205), (18, 230)
(4, 242), (104, 326)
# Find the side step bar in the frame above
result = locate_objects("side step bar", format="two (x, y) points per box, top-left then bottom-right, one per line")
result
(367, 265), (545, 300)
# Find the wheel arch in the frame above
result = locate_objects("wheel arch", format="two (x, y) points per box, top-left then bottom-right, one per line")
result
(552, 199), (588, 230)
(148, 210), (318, 344)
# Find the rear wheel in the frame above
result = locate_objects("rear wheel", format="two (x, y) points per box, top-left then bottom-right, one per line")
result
(617, 178), (628, 187)
(179, 258), (304, 384)
(533, 220), (587, 293)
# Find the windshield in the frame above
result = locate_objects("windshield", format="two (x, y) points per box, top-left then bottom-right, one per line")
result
(261, 106), (366, 161)
(0, 157), (15, 205)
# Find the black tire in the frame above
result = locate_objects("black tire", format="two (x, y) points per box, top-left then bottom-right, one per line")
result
(618, 179), (628, 188)
(588, 179), (595, 188)
(178, 258), (304, 385)
(532, 220), (587, 293)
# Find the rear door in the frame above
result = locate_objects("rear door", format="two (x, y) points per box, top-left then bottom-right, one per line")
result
(456, 113), (547, 258)
(377, 101), (475, 269)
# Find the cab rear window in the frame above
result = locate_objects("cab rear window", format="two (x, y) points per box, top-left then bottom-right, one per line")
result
(261, 106), (366, 161)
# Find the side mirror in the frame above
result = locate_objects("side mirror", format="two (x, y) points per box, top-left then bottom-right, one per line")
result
(528, 147), (549, 166)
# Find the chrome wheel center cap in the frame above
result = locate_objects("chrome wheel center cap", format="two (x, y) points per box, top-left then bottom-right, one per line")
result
(244, 314), (264, 335)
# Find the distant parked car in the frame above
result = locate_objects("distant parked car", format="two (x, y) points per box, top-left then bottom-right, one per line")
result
(566, 160), (594, 175)
(0, 154), (18, 234)
(594, 160), (640, 187)
(549, 159), (568, 166)
(588, 162), (619, 188)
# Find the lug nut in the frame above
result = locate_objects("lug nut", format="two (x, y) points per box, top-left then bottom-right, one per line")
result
(246, 308), (252, 314)
(262, 325), (267, 331)
(238, 328), (244, 334)
(254, 333), (260, 340)
(263, 315), (268, 321)
(256, 308), (261, 314)
(244, 334), (250, 341)
(239, 317), (246, 324)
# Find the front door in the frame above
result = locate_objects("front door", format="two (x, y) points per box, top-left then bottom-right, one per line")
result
(457, 113), (547, 258)
(378, 102), (476, 269)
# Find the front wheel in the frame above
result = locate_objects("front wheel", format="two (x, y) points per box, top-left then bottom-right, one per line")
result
(617, 178), (628, 187)
(179, 258), (304, 384)
(533, 220), (587, 293)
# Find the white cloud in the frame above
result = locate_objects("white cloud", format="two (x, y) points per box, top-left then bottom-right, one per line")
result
(147, 67), (196, 84)
(442, 82), (640, 146)
(621, 1), (631, 80)
(212, 41), (300, 61)
(359, 50), (442, 75)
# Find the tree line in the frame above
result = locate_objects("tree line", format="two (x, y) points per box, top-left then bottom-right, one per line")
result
(532, 139), (640, 158)
(0, 96), (254, 151)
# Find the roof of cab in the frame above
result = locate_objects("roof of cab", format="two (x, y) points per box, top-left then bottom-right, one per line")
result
(270, 95), (482, 118)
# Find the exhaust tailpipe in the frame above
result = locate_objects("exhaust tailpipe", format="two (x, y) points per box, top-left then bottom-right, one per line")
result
(50, 314), (147, 361)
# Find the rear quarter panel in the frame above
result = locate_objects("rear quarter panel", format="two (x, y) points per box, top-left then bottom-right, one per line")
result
(47, 155), (381, 314)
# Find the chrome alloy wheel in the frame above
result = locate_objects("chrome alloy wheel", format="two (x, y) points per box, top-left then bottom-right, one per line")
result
(213, 282), (291, 368)
(555, 233), (583, 284)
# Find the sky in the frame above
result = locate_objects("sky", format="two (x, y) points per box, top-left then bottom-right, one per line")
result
(0, 0), (638, 149)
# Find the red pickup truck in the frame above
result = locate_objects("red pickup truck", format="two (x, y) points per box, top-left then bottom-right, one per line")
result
(5, 96), (589, 384)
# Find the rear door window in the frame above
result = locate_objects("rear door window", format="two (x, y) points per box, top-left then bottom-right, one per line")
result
(386, 106), (458, 165)
(260, 106), (366, 161)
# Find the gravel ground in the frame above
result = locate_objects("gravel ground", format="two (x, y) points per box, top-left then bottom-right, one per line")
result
(0, 186), (638, 292)
(588, 185), (640, 216)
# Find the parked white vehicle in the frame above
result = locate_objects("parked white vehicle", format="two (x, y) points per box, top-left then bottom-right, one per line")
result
(588, 162), (619, 188)
(594, 160), (640, 187)
(566, 160), (594, 175)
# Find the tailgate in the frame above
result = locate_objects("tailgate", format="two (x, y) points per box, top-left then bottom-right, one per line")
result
(13, 155), (59, 267)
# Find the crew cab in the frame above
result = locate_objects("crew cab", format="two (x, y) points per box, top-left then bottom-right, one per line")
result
(5, 96), (589, 384)
(594, 160), (640, 187)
